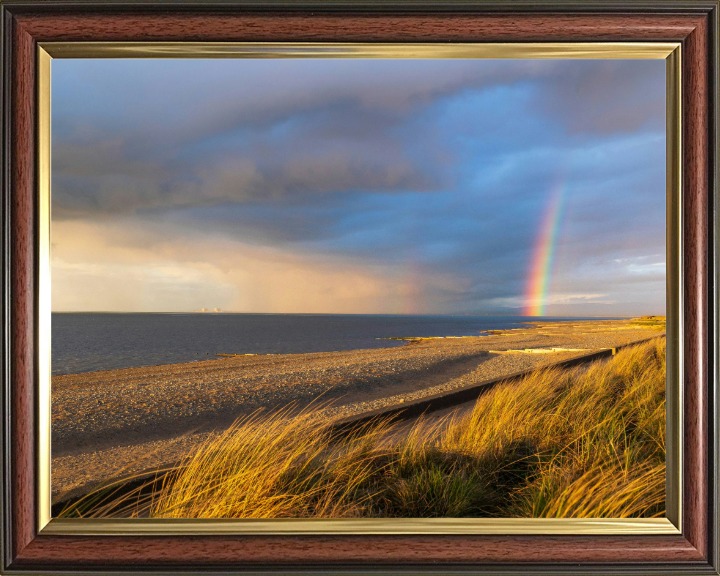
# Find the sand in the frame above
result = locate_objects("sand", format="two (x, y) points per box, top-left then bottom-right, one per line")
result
(52, 319), (663, 503)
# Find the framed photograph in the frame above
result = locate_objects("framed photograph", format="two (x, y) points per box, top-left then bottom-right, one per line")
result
(1, 1), (717, 574)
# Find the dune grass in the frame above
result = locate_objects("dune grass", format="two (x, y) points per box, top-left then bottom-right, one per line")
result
(59, 337), (666, 519)
(629, 315), (666, 331)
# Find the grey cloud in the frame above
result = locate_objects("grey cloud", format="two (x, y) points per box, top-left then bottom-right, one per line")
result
(53, 88), (460, 219)
(188, 60), (663, 145)
(53, 137), (437, 219)
(164, 60), (543, 148)
(53, 139), (162, 178)
(531, 60), (665, 135)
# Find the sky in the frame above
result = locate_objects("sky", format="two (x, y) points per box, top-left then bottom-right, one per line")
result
(51, 58), (666, 316)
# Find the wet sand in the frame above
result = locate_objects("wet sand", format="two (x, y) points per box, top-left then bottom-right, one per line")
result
(52, 318), (663, 502)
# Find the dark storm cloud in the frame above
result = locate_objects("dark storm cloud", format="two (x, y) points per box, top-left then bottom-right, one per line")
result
(52, 97), (445, 219)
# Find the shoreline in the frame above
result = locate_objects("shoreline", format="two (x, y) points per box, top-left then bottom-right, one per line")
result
(52, 318), (664, 502)
(49, 320), (640, 378)
(50, 315), (632, 377)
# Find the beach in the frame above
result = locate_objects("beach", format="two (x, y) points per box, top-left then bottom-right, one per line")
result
(52, 318), (663, 503)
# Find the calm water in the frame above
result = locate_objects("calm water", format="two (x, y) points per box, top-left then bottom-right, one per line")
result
(51, 313), (619, 376)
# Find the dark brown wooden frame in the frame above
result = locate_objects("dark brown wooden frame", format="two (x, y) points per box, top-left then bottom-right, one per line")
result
(1, 1), (718, 573)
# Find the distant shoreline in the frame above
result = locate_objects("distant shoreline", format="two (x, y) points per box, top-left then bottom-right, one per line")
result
(51, 313), (635, 376)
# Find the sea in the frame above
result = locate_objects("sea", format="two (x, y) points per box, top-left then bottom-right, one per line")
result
(51, 313), (621, 376)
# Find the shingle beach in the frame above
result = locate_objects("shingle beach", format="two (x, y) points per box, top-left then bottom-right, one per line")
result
(52, 319), (663, 502)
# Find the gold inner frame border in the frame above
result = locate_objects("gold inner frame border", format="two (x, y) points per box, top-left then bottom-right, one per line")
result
(36, 41), (682, 536)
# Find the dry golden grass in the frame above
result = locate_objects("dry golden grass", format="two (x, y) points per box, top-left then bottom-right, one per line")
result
(629, 315), (666, 331)
(59, 337), (666, 519)
(148, 406), (393, 518)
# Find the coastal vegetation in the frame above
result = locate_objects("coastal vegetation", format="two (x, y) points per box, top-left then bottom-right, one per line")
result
(59, 337), (666, 519)
(629, 315), (666, 331)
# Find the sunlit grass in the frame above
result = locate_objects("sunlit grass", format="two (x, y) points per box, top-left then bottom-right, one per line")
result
(59, 337), (666, 519)
(629, 315), (666, 331)
(149, 406), (393, 518)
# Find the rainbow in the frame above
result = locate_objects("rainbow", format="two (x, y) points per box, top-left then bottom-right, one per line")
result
(523, 181), (566, 317)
